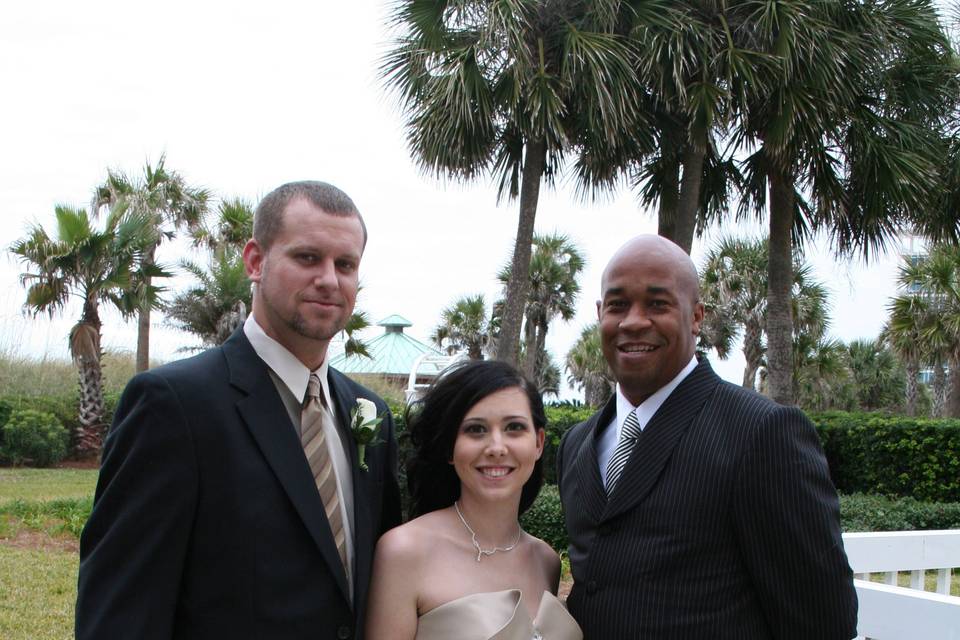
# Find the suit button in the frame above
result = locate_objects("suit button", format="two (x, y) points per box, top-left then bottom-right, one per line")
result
(337, 625), (352, 639)
(586, 580), (598, 594)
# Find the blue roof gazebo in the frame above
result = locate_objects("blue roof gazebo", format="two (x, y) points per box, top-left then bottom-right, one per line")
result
(330, 315), (458, 400)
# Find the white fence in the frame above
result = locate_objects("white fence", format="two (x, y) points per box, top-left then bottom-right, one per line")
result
(842, 530), (960, 639)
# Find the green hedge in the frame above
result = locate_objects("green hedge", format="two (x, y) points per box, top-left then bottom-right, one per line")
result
(520, 484), (565, 551)
(811, 411), (960, 503)
(517, 490), (960, 553)
(840, 493), (960, 532)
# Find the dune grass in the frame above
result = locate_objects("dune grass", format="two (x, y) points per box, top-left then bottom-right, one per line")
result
(0, 349), (138, 399)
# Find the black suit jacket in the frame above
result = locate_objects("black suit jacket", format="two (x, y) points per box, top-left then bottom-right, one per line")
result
(76, 329), (402, 640)
(557, 360), (857, 639)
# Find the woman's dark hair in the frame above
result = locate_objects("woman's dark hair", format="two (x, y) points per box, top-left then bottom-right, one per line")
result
(405, 359), (547, 519)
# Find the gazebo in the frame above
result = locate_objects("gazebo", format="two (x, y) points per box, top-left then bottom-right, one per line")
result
(329, 314), (458, 401)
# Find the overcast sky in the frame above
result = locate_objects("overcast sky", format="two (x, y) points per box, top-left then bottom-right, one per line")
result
(2, 0), (933, 398)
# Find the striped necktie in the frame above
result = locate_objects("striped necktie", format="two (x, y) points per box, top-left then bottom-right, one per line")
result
(301, 374), (348, 577)
(605, 409), (641, 494)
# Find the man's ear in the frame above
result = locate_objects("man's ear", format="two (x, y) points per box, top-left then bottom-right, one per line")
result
(596, 299), (602, 322)
(691, 301), (705, 336)
(243, 239), (264, 283)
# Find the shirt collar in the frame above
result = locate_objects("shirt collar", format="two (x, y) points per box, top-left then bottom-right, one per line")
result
(243, 314), (332, 407)
(615, 354), (698, 436)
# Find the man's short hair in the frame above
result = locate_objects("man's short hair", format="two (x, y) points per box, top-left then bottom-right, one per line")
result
(253, 181), (368, 250)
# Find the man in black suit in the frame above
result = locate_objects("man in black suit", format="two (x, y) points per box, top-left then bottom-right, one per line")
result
(557, 235), (857, 639)
(76, 181), (402, 640)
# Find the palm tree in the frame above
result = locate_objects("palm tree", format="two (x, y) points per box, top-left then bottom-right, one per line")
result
(9, 205), (159, 454)
(698, 236), (828, 392)
(699, 236), (767, 388)
(565, 322), (613, 406)
(612, 1), (769, 253)
(885, 296), (933, 417)
(167, 199), (254, 349)
(735, 0), (958, 405)
(793, 336), (855, 412)
(92, 155), (210, 372)
(499, 233), (584, 380)
(431, 294), (491, 360)
(846, 338), (905, 412)
(891, 244), (960, 417)
(382, 0), (657, 365)
(165, 246), (251, 349)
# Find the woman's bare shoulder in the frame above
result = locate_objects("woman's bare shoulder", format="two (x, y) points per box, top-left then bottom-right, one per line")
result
(526, 533), (562, 586)
(376, 510), (451, 562)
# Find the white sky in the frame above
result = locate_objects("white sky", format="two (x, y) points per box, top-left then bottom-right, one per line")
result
(0, 1), (920, 399)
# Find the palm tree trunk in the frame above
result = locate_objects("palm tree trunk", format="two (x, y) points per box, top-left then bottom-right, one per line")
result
(672, 144), (706, 254)
(532, 319), (549, 382)
(766, 169), (796, 405)
(932, 361), (946, 417)
(136, 307), (150, 372)
(496, 139), (544, 367)
(71, 301), (105, 456)
(742, 320), (764, 390)
(948, 357), (960, 418)
(136, 243), (158, 373)
(657, 150), (680, 241)
(905, 359), (918, 416)
(521, 309), (538, 379)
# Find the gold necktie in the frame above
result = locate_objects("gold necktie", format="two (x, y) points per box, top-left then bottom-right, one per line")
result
(301, 374), (348, 576)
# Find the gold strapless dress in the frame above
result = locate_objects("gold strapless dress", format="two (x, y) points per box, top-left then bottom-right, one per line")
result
(414, 590), (582, 640)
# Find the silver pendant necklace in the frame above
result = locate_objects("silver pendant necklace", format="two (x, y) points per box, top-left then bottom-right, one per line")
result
(454, 501), (522, 562)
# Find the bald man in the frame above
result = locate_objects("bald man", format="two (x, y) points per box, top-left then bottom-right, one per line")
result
(556, 235), (857, 639)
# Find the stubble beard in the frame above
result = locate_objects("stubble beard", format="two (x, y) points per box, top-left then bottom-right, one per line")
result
(287, 309), (345, 343)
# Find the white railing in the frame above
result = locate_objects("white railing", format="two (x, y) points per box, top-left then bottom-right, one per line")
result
(842, 530), (960, 639)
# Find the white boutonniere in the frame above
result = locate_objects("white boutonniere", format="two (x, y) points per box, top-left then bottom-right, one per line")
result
(349, 398), (384, 472)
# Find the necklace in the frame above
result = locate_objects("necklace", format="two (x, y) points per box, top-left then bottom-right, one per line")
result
(454, 501), (522, 562)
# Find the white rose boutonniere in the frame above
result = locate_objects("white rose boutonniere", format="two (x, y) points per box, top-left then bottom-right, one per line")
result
(350, 398), (384, 472)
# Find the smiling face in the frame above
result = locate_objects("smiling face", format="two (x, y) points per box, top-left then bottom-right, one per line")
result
(450, 386), (545, 506)
(243, 196), (365, 369)
(598, 236), (704, 406)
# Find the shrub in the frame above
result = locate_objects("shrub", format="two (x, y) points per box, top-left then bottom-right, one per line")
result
(0, 409), (69, 467)
(0, 393), (120, 457)
(811, 411), (960, 502)
(542, 404), (595, 485)
(840, 493), (960, 532)
(521, 484), (567, 552)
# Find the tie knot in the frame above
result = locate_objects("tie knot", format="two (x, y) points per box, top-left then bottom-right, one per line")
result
(307, 374), (323, 403)
(621, 410), (641, 440)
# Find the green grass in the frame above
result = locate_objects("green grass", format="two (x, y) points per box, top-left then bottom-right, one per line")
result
(0, 469), (98, 502)
(868, 570), (960, 596)
(0, 468), (95, 639)
(0, 546), (77, 640)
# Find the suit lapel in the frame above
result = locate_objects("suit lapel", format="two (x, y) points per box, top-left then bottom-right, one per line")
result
(223, 331), (351, 604)
(572, 397), (616, 524)
(602, 361), (721, 522)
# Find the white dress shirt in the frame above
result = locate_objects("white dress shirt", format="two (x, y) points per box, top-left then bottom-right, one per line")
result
(597, 355), (699, 486)
(243, 315), (355, 591)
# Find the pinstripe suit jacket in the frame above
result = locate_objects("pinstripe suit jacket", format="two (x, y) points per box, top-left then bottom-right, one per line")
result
(557, 360), (857, 639)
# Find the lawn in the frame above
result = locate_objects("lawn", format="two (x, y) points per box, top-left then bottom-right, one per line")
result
(0, 469), (97, 502)
(0, 546), (77, 640)
(0, 468), (96, 640)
